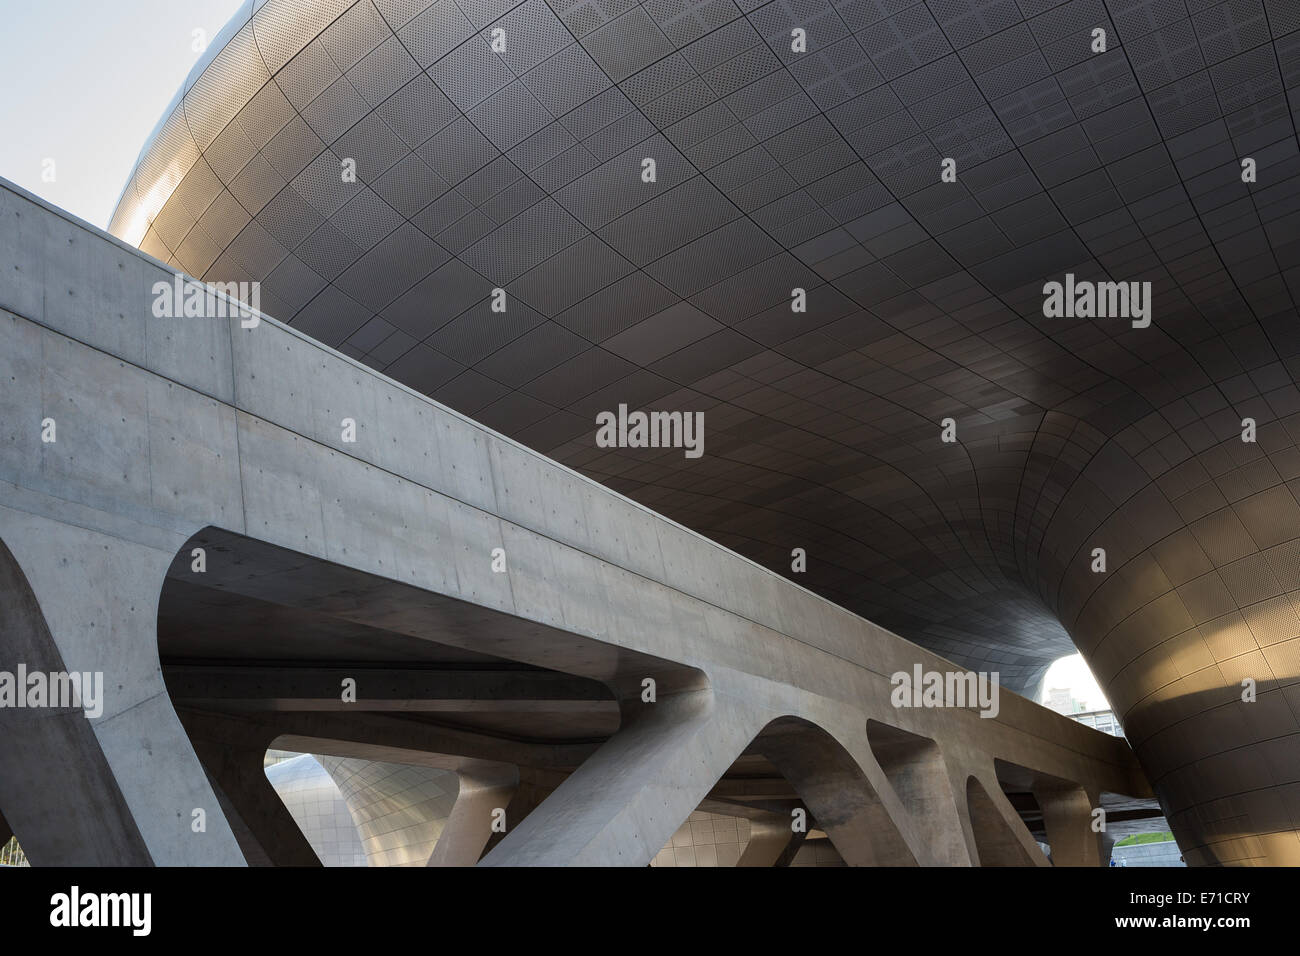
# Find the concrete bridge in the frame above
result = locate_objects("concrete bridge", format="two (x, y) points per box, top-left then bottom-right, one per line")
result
(0, 178), (1151, 866)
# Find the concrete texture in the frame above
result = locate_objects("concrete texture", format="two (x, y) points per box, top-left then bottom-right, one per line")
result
(187, 712), (322, 866)
(0, 178), (1148, 866)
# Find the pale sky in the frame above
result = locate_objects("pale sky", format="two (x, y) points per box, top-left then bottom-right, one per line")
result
(0, 0), (247, 229)
(1039, 653), (1112, 711)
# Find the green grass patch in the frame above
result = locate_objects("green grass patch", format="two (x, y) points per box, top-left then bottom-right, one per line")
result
(1115, 831), (1173, 846)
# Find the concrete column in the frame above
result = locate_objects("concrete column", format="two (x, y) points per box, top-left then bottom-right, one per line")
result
(202, 765), (272, 866)
(1101, 831), (1117, 866)
(737, 814), (798, 866)
(963, 773), (1049, 866)
(866, 721), (971, 864)
(0, 515), (243, 865)
(481, 769), (561, 857)
(1034, 784), (1104, 867)
(758, 719), (921, 866)
(480, 691), (763, 867)
(183, 721), (321, 867)
(427, 762), (518, 866)
(773, 829), (809, 867)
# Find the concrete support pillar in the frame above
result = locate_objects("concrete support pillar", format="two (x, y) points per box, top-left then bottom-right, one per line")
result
(482, 769), (561, 857)
(427, 762), (519, 867)
(202, 765), (272, 866)
(758, 719), (921, 866)
(866, 722), (970, 864)
(480, 691), (762, 867)
(737, 814), (798, 866)
(0, 514), (243, 865)
(0, 808), (12, 847)
(1034, 785), (1104, 867)
(183, 722), (321, 867)
(964, 774), (1049, 867)
(773, 829), (809, 867)
(1101, 832), (1117, 866)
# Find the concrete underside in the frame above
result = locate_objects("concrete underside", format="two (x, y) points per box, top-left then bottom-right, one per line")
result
(0, 178), (1159, 866)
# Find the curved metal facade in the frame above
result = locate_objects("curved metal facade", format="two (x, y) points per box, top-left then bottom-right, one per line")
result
(265, 753), (459, 865)
(265, 753), (369, 865)
(111, 0), (1300, 864)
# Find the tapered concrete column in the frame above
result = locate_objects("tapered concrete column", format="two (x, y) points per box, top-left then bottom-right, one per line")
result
(737, 814), (798, 867)
(758, 718), (921, 866)
(482, 769), (561, 857)
(184, 725), (320, 867)
(774, 829), (809, 867)
(0, 514), (243, 865)
(1034, 784), (1104, 866)
(202, 766), (272, 866)
(480, 691), (764, 867)
(964, 774), (1049, 867)
(427, 762), (519, 867)
(0, 808), (12, 847)
(866, 721), (970, 865)
(1101, 832), (1117, 866)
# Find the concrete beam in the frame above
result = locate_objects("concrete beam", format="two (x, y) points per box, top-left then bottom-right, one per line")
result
(164, 664), (615, 713)
(736, 814), (799, 867)
(480, 692), (765, 867)
(427, 762), (519, 867)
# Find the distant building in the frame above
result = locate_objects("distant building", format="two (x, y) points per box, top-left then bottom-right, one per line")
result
(1071, 710), (1124, 738)
(1045, 687), (1085, 715)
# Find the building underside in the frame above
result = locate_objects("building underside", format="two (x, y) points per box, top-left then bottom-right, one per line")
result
(0, 0), (1295, 865)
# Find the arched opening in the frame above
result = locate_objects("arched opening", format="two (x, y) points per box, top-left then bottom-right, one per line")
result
(157, 526), (716, 866)
(649, 716), (918, 867)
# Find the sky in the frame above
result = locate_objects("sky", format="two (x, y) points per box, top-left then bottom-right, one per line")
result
(1039, 653), (1111, 711)
(0, 0), (247, 230)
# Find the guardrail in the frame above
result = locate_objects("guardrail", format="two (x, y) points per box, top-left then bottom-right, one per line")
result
(0, 838), (28, 867)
